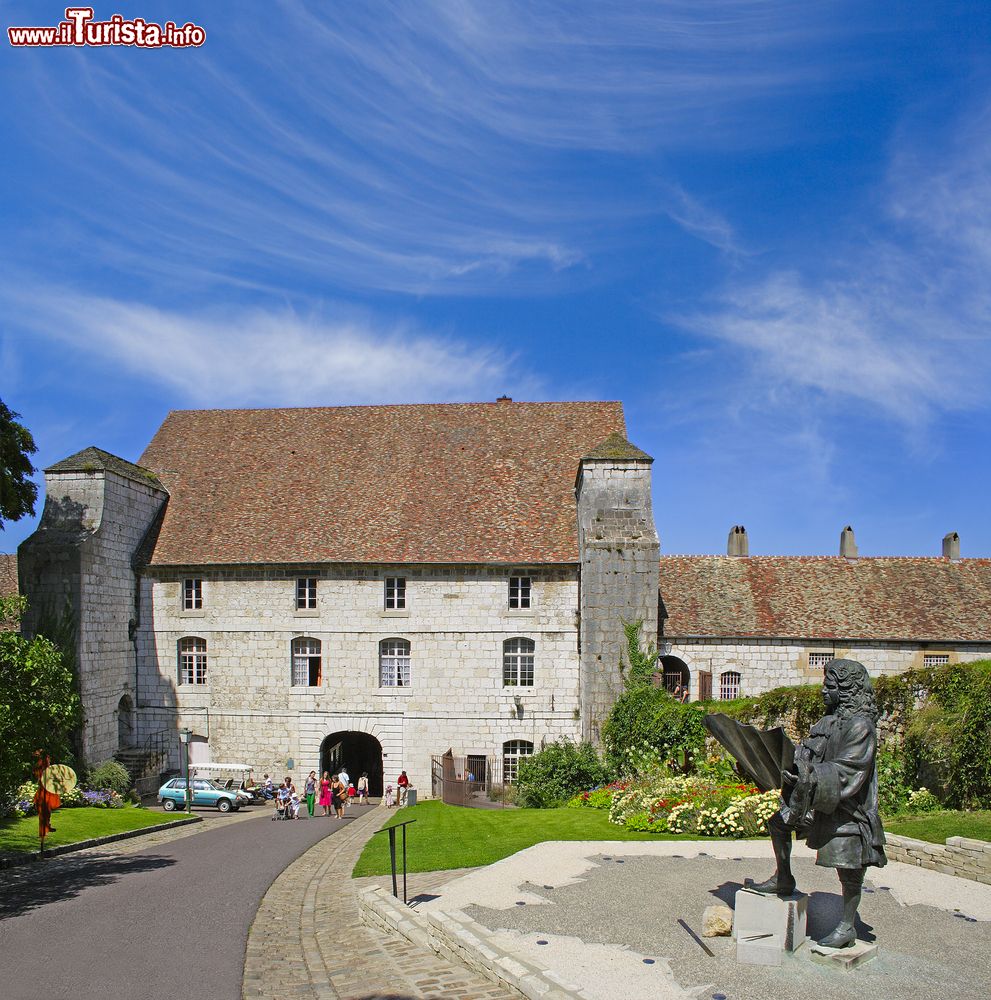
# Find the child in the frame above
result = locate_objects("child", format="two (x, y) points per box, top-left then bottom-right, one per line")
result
(385, 784), (394, 808)
(347, 782), (356, 806)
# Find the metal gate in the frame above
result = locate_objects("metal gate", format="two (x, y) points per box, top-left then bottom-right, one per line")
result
(431, 750), (512, 807)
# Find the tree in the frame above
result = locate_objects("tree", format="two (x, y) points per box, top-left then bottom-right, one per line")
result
(0, 398), (38, 530)
(0, 596), (82, 807)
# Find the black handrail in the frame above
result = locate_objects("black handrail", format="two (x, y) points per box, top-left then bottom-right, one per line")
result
(373, 818), (416, 903)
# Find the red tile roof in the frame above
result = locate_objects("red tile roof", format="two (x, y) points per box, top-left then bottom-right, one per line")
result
(0, 553), (17, 601)
(660, 556), (991, 643)
(139, 402), (625, 566)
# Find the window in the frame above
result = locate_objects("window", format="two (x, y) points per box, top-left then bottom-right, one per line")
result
(291, 637), (322, 686)
(502, 740), (534, 784)
(719, 670), (741, 700)
(503, 637), (535, 686)
(509, 576), (531, 609)
(183, 578), (203, 610)
(808, 652), (832, 672)
(178, 637), (207, 685)
(385, 577), (406, 610)
(296, 578), (317, 610)
(923, 654), (949, 669)
(380, 638), (411, 687)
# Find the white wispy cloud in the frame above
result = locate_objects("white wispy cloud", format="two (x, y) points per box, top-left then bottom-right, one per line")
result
(4, 290), (525, 406)
(11, 1), (861, 295)
(677, 100), (991, 425)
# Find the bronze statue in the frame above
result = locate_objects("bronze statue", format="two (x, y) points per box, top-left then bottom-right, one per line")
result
(706, 659), (886, 948)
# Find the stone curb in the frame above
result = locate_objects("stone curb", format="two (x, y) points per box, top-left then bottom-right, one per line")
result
(359, 884), (591, 1000)
(886, 832), (991, 884)
(0, 816), (201, 870)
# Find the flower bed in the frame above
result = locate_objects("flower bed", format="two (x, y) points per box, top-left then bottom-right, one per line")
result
(10, 781), (123, 818)
(569, 774), (780, 838)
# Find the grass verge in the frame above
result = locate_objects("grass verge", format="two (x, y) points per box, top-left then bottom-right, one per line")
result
(0, 806), (190, 855)
(353, 800), (704, 877)
(884, 810), (991, 844)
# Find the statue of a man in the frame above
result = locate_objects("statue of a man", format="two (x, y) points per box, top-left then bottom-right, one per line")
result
(752, 658), (887, 948)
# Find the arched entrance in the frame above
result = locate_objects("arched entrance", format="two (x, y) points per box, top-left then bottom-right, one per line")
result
(659, 655), (690, 694)
(320, 731), (384, 796)
(117, 695), (135, 749)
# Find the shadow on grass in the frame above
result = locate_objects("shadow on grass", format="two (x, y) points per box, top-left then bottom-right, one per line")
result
(0, 852), (176, 920)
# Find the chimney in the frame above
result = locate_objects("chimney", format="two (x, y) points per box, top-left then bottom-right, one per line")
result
(942, 531), (960, 560)
(727, 525), (749, 557)
(840, 525), (858, 558)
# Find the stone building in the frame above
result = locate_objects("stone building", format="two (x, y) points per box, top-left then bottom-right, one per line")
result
(656, 526), (991, 701)
(17, 401), (659, 793)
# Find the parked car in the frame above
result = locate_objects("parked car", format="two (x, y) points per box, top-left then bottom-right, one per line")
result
(158, 777), (241, 813)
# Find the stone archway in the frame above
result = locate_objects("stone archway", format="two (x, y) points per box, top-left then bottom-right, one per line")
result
(320, 731), (384, 796)
(659, 655), (690, 694)
(117, 695), (135, 750)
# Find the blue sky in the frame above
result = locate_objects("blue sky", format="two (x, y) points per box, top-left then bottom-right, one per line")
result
(2, 1), (990, 557)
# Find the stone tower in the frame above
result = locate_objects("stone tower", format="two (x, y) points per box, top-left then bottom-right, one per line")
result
(576, 433), (660, 742)
(18, 448), (168, 765)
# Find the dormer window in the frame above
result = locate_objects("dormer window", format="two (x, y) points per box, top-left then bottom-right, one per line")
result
(509, 576), (531, 609)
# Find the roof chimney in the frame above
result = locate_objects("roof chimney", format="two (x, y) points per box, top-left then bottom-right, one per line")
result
(727, 525), (749, 557)
(840, 525), (858, 558)
(942, 531), (960, 560)
(496, 395), (512, 402)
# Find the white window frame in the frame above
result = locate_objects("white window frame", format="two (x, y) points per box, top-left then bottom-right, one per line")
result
(183, 578), (203, 610)
(719, 670), (741, 700)
(502, 739), (534, 785)
(385, 577), (406, 610)
(808, 652), (832, 672)
(503, 637), (535, 687)
(923, 653), (949, 669)
(379, 638), (411, 687)
(291, 637), (322, 687)
(509, 576), (531, 609)
(296, 578), (317, 610)
(178, 636), (207, 685)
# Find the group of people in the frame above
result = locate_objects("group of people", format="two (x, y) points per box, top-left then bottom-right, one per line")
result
(670, 683), (691, 703)
(384, 769), (409, 808)
(265, 769), (370, 820)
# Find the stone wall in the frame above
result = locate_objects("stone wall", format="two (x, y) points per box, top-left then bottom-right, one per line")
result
(668, 636), (991, 700)
(885, 834), (991, 885)
(577, 459), (659, 742)
(19, 467), (168, 764)
(138, 564), (582, 791)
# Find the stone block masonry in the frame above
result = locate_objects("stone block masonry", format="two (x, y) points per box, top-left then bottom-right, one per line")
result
(885, 833), (991, 885)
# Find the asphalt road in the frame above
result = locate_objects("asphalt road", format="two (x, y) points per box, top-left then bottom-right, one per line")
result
(0, 808), (354, 1000)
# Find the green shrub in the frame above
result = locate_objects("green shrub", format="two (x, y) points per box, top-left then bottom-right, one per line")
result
(566, 785), (622, 810)
(515, 740), (612, 809)
(87, 760), (131, 796)
(876, 749), (910, 815)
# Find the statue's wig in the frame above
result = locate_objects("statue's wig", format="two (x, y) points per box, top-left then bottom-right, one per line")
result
(825, 658), (878, 722)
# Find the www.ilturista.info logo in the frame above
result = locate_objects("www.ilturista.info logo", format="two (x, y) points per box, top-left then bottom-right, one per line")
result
(8, 7), (206, 48)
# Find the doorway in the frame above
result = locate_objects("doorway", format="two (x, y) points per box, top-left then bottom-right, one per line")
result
(320, 731), (384, 796)
(659, 655), (691, 695)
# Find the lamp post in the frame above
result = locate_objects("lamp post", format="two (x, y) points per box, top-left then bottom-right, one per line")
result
(178, 727), (193, 813)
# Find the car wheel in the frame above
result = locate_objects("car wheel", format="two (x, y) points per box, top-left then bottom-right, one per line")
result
(218, 798), (233, 813)
(163, 798), (176, 812)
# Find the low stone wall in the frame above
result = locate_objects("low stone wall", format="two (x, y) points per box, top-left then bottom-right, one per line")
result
(886, 833), (991, 885)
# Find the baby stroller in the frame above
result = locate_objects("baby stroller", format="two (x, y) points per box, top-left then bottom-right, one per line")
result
(273, 788), (298, 820)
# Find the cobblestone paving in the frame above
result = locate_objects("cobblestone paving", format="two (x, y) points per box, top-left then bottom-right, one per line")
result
(242, 804), (516, 1000)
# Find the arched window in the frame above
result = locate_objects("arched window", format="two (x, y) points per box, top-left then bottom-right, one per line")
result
(178, 637), (207, 685)
(720, 670), (741, 700)
(380, 638), (411, 687)
(503, 637), (535, 686)
(502, 739), (534, 784)
(291, 637), (322, 687)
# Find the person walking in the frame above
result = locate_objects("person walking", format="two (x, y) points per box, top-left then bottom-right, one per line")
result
(331, 773), (347, 819)
(357, 772), (369, 805)
(397, 769), (409, 806)
(303, 770), (317, 818)
(318, 771), (331, 817)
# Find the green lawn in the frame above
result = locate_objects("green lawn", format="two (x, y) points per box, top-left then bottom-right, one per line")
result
(885, 810), (991, 844)
(353, 800), (702, 877)
(0, 806), (190, 855)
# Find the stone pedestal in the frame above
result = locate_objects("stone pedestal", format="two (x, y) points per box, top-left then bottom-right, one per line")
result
(809, 940), (878, 971)
(734, 888), (808, 966)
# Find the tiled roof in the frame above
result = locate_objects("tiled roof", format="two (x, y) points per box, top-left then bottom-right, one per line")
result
(582, 433), (653, 462)
(47, 447), (162, 488)
(0, 553), (17, 601)
(139, 401), (625, 566)
(659, 556), (991, 643)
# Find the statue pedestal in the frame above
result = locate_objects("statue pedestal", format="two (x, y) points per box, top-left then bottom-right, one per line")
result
(809, 940), (878, 971)
(734, 888), (808, 966)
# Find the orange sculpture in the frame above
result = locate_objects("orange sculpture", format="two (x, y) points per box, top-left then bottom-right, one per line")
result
(31, 751), (77, 850)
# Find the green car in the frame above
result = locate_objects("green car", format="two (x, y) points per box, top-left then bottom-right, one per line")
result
(158, 777), (242, 813)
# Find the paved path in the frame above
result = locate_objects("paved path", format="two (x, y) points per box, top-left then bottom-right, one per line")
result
(243, 803), (515, 1000)
(0, 805), (357, 1000)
